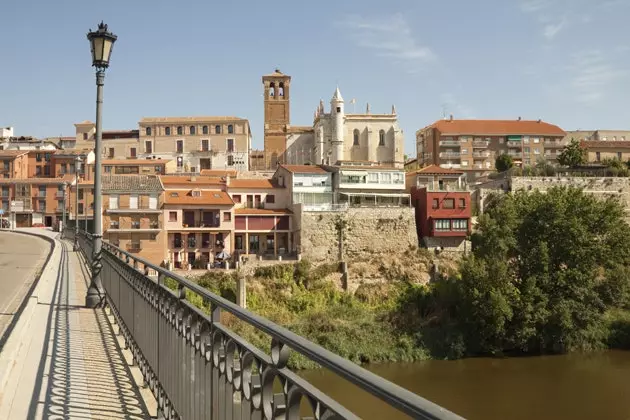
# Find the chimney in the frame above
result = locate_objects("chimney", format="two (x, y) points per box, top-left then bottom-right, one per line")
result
(537, 119), (542, 123)
(518, 116), (521, 121)
(449, 114), (453, 121)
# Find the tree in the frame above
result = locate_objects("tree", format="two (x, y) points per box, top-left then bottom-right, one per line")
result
(460, 187), (630, 355)
(557, 138), (586, 168)
(495, 154), (514, 172)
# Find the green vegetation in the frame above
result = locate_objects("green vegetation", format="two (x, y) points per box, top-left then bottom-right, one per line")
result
(557, 138), (586, 168)
(495, 154), (514, 172)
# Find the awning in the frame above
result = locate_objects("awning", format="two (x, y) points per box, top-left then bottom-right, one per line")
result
(339, 192), (410, 197)
(340, 170), (367, 177)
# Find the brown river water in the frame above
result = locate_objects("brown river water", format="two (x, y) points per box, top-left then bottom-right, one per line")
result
(299, 350), (630, 420)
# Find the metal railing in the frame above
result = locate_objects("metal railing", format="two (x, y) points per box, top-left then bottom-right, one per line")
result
(75, 230), (463, 420)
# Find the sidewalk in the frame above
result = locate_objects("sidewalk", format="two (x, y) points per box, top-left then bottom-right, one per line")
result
(0, 231), (153, 419)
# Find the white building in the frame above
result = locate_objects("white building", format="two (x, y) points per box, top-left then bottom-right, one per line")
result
(274, 164), (335, 211)
(0, 127), (14, 138)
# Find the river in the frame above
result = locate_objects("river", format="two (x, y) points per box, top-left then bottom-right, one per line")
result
(300, 350), (630, 419)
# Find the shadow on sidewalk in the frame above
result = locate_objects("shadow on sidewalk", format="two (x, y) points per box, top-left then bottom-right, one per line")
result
(28, 240), (150, 419)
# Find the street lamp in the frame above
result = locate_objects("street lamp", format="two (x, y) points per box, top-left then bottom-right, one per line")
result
(73, 155), (82, 251)
(62, 182), (68, 237)
(85, 21), (117, 308)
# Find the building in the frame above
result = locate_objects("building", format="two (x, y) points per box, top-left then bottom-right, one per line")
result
(274, 164), (335, 211)
(261, 69), (404, 169)
(582, 141), (630, 163)
(416, 117), (565, 180)
(0, 151), (29, 179)
(0, 135), (58, 152)
(407, 165), (471, 250)
(98, 159), (174, 175)
(0, 127), (14, 139)
(102, 175), (165, 263)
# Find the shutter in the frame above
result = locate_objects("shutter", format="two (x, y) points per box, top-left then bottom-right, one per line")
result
(129, 195), (138, 209)
(149, 195), (158, 210)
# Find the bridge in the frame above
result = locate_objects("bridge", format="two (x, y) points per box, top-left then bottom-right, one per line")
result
(0, 228), (464, 420)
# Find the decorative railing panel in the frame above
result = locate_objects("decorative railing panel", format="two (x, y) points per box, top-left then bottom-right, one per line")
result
(76, 230), (464, 420)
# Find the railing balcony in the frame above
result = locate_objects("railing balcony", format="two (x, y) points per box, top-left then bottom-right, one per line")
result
(34, 191), (47, 197)
(131, 222), (141, 229)
(439, 152), (461, 159)
(472, 151), (490, 158)
(187, 238), (197, 248)
(440, 163), (462, 169)
(105, 205), (160, 213)
(507, 140), (522, 148)
(181, 220), (221, 228)
(422, 184), (468, 192)
(439, 140), (461, 147)
(473, 140), (490, 147)
(110, 222), (120, 230)
(544, 140), (564, 148)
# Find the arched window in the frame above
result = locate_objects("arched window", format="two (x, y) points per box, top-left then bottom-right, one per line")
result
(379, 130), (385, 146)
(353, 129), (360, 146)
(177, 126), (183, 136)
(228, 124), (234, 134)
(165, 127), (171, 136)
(202, 125), (208, 135)
(215, 125), (221, 134)
(190, 126), (196, 135)
(146, 127), (152, 136)
(279, 82), (284, 97)
(269, 82), (275, 97)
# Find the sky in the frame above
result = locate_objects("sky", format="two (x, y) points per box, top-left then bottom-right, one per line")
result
(1, 0), (629, 155)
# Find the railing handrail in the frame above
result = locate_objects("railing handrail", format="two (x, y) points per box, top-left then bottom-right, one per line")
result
(78, 230), (463, 419)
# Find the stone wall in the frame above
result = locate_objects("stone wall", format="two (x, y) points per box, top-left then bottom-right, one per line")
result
(297, 207), (418, 263)
(511, 177), (630, 211)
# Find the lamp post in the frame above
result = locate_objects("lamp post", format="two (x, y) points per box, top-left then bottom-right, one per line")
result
(62, 182), (67, 237)
(85, 21), (117, 308)
(73, 155), (82, 251)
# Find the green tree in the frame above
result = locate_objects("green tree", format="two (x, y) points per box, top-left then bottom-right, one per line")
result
(557, 138), (586, 168)
(460, 187), (630, 355)
(495, 154), (514, 172)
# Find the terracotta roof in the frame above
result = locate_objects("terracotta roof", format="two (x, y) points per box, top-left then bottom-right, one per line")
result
(0, 176), (74, 185)
(140, 116), (247, 123)
(74, 120), (94, 126)
(408, 165), (464, 176)
(102, 159), (170, 165)
(200, 169), (238, 177)
(164, 189), (234, 205)
(279, 164), (329, 174)
(234, 208), (292, 215)
(102, 175), (163, 193)
(229, 179), (278, 189)
(428, 119), (565, 136)
(262, 69), (290, 79)
(0, 150), (28, 157)
(160, 175), (225, 186)
(582, 141), (630, 149)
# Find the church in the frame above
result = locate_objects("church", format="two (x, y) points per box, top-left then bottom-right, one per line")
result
(260, 69), (405, 169)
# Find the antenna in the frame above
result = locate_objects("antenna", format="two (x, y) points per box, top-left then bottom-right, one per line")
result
(441, 103), (448, 119)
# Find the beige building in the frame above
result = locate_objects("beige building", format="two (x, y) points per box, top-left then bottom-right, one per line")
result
(582, 141), (630, 163)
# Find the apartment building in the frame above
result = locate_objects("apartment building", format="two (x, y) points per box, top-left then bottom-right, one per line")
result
(0, 151), (29, 179)
(102, 175), (165, 263)
(274, 164), (334, 211)
(416, 117), (565, 180)
(582, 141), (630, 163)
(407, 165), (471, 250)
(0, 135), (58, 152)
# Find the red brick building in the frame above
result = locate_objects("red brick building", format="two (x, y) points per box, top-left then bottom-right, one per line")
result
(407, 165), (471, 250)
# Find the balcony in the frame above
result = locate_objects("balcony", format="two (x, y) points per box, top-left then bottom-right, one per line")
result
(126, 242), (142, 253)
(439, 152), (461, 159)
(439, 140), (461, 147)
(473, 140), (490, 148)
(108, 221), (161, 232)
(181, 221), (221, 229)
(544, 140), (564, 148)
(105, 205), (161, 214)
(472, 151), (490, 158)
(34, 191), (47, 198)
(440, 163), (462, 169)
(507, 140), (522, 148)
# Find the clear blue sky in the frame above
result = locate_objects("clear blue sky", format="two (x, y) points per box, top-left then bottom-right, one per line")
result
(1, 0), (629, 155)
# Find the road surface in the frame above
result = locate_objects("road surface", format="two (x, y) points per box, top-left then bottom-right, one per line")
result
(0, 231), (50, 339)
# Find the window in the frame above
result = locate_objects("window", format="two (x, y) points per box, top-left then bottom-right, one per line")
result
(524, 147), (530, 153)
(146, 127), (152, 136)
(223, 212), (231, 222)
(45, 153), (51, 161)
(201, 139), (209, 151)
(176, 140), (184, 153)
(104, 166), (112, 173)
(165, 127), (171, 136)
(190, 126), (196, 135)
(145, 141), (152, 154)
(177, 126), (183, 135)
(109, 195), (119, 209)
(78, 203), (84, 214)
(78, 189), (84, 200)
(215, 125), (221, 134)
(379, 130), (385, 146)
(596, 152), (601, 161)
(36, 167), (42, 176)
(57, 199), (64, 211)
(266, 194), (275, 203)
(459, 198), (466, 208)
(368, 173), (378, 183)
(227, 139), (234, 152)
(249, 235), (260, 251)
(533, 138), (540, 143)
(227, 155), (234, 166)
(202, 125), (208, 135)
(130, 147), (137, 158)
(452, 219), (468, 231)
(353, 129), (359, 146)
(279, 82), (284, 97)
(435, 219), (450, 231)
(233, 194), (241, 203)
(169, 211), (177, 222)
(228, 125), (234, 134)
(443, 198), (455, 209)
(270, 83), (275, 97)
(129, 194), (138, 209)
(83, 133), (88, 140)
(432, 199), (439, 209)
(235, 235), (243, 250)
(108, 148), (114, 158)
(381, 173), (392, 183)
(336, 107), (341, 112)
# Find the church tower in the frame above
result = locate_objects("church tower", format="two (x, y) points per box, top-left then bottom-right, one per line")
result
(262, 69), (291, 168)
(331, 87), (345, 165)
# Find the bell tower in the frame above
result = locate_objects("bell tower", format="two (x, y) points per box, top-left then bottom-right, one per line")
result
(262, 69), (291, 169)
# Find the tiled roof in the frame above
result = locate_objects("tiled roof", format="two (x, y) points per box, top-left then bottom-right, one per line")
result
(279, 164), (329, 174)
(229, 179), (278, 189)
(140, 116), (247, 123)
(263, 69), (289, 78)
(102, 175), (163, 193)
(0, 150), (28, 157)
(102, 159), (170, 165)
(429, 119), (565, 136)
(164, 189), (234, 205)
(160, 175), (225, 186)
(234, 208), (292, 215)
(409, 165), (464, 175)
(582, 141), (630, 149)
(200, 169), (238, 177)
(0, 177), (73, 185)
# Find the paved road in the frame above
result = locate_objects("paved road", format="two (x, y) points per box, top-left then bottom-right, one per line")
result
(0, 231), (50, 338)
